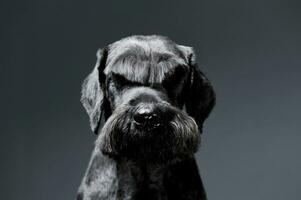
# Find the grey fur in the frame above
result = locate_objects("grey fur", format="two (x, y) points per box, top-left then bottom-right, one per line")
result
(77, 35), (215, 200)
(81, 48), (107, 132)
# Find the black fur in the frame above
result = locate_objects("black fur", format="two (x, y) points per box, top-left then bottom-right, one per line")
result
(78, 35), (215, 200)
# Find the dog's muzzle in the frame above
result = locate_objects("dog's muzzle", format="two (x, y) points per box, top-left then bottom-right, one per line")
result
(96, 92), (200, 164)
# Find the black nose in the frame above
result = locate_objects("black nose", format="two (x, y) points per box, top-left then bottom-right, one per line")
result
(133, 106), (160, 129)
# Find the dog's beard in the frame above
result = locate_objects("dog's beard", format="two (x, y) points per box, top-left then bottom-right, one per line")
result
(96, 104), (200, 164)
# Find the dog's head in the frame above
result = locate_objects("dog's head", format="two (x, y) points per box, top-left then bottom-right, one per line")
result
(81, 35), (215, 164)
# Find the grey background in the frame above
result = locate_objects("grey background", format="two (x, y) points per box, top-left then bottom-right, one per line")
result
(1, 0), (300, 199)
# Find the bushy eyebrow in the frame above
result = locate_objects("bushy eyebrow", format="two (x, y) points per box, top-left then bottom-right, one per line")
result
(109, 64), (188, 88)
(105, 52), (188, 85)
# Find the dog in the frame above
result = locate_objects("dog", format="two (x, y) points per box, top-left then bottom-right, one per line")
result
(77, 35), (215, 200)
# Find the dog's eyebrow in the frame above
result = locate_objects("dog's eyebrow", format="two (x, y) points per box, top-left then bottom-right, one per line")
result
(111, 49), (179, 66)
(105, 49), (188, 84)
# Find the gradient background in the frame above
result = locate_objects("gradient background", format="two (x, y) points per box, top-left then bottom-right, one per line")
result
(1, 0), (301, 199)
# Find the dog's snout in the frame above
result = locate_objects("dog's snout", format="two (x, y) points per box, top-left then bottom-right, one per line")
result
(133, 106), (160, 129)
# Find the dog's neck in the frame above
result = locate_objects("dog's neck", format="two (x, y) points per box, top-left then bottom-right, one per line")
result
(79, 149), (168, 200)
(78, 148), (207, 200)
(116, 159), (167, 200)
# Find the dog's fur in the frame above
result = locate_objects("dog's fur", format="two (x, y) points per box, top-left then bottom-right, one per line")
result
(77, 35), (215, 200)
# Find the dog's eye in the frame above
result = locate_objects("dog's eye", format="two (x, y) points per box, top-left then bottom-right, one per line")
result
(111, 73), (138, 90)
(163, 66), (187, 89)
(111, 74), (128, 89)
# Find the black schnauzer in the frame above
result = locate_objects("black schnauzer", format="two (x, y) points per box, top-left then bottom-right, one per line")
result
(77, 35), (215, 200)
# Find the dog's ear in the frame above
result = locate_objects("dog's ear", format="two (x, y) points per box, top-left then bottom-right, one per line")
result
(81, 48), (109, 134)
(178, 45), (216, 132)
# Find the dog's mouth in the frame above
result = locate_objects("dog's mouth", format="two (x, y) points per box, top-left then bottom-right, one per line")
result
(96, 104), (200, 164)
(131, 121), (164, 135)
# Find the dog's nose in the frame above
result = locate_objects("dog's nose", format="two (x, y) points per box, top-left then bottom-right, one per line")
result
(133, 107), (160, 129)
